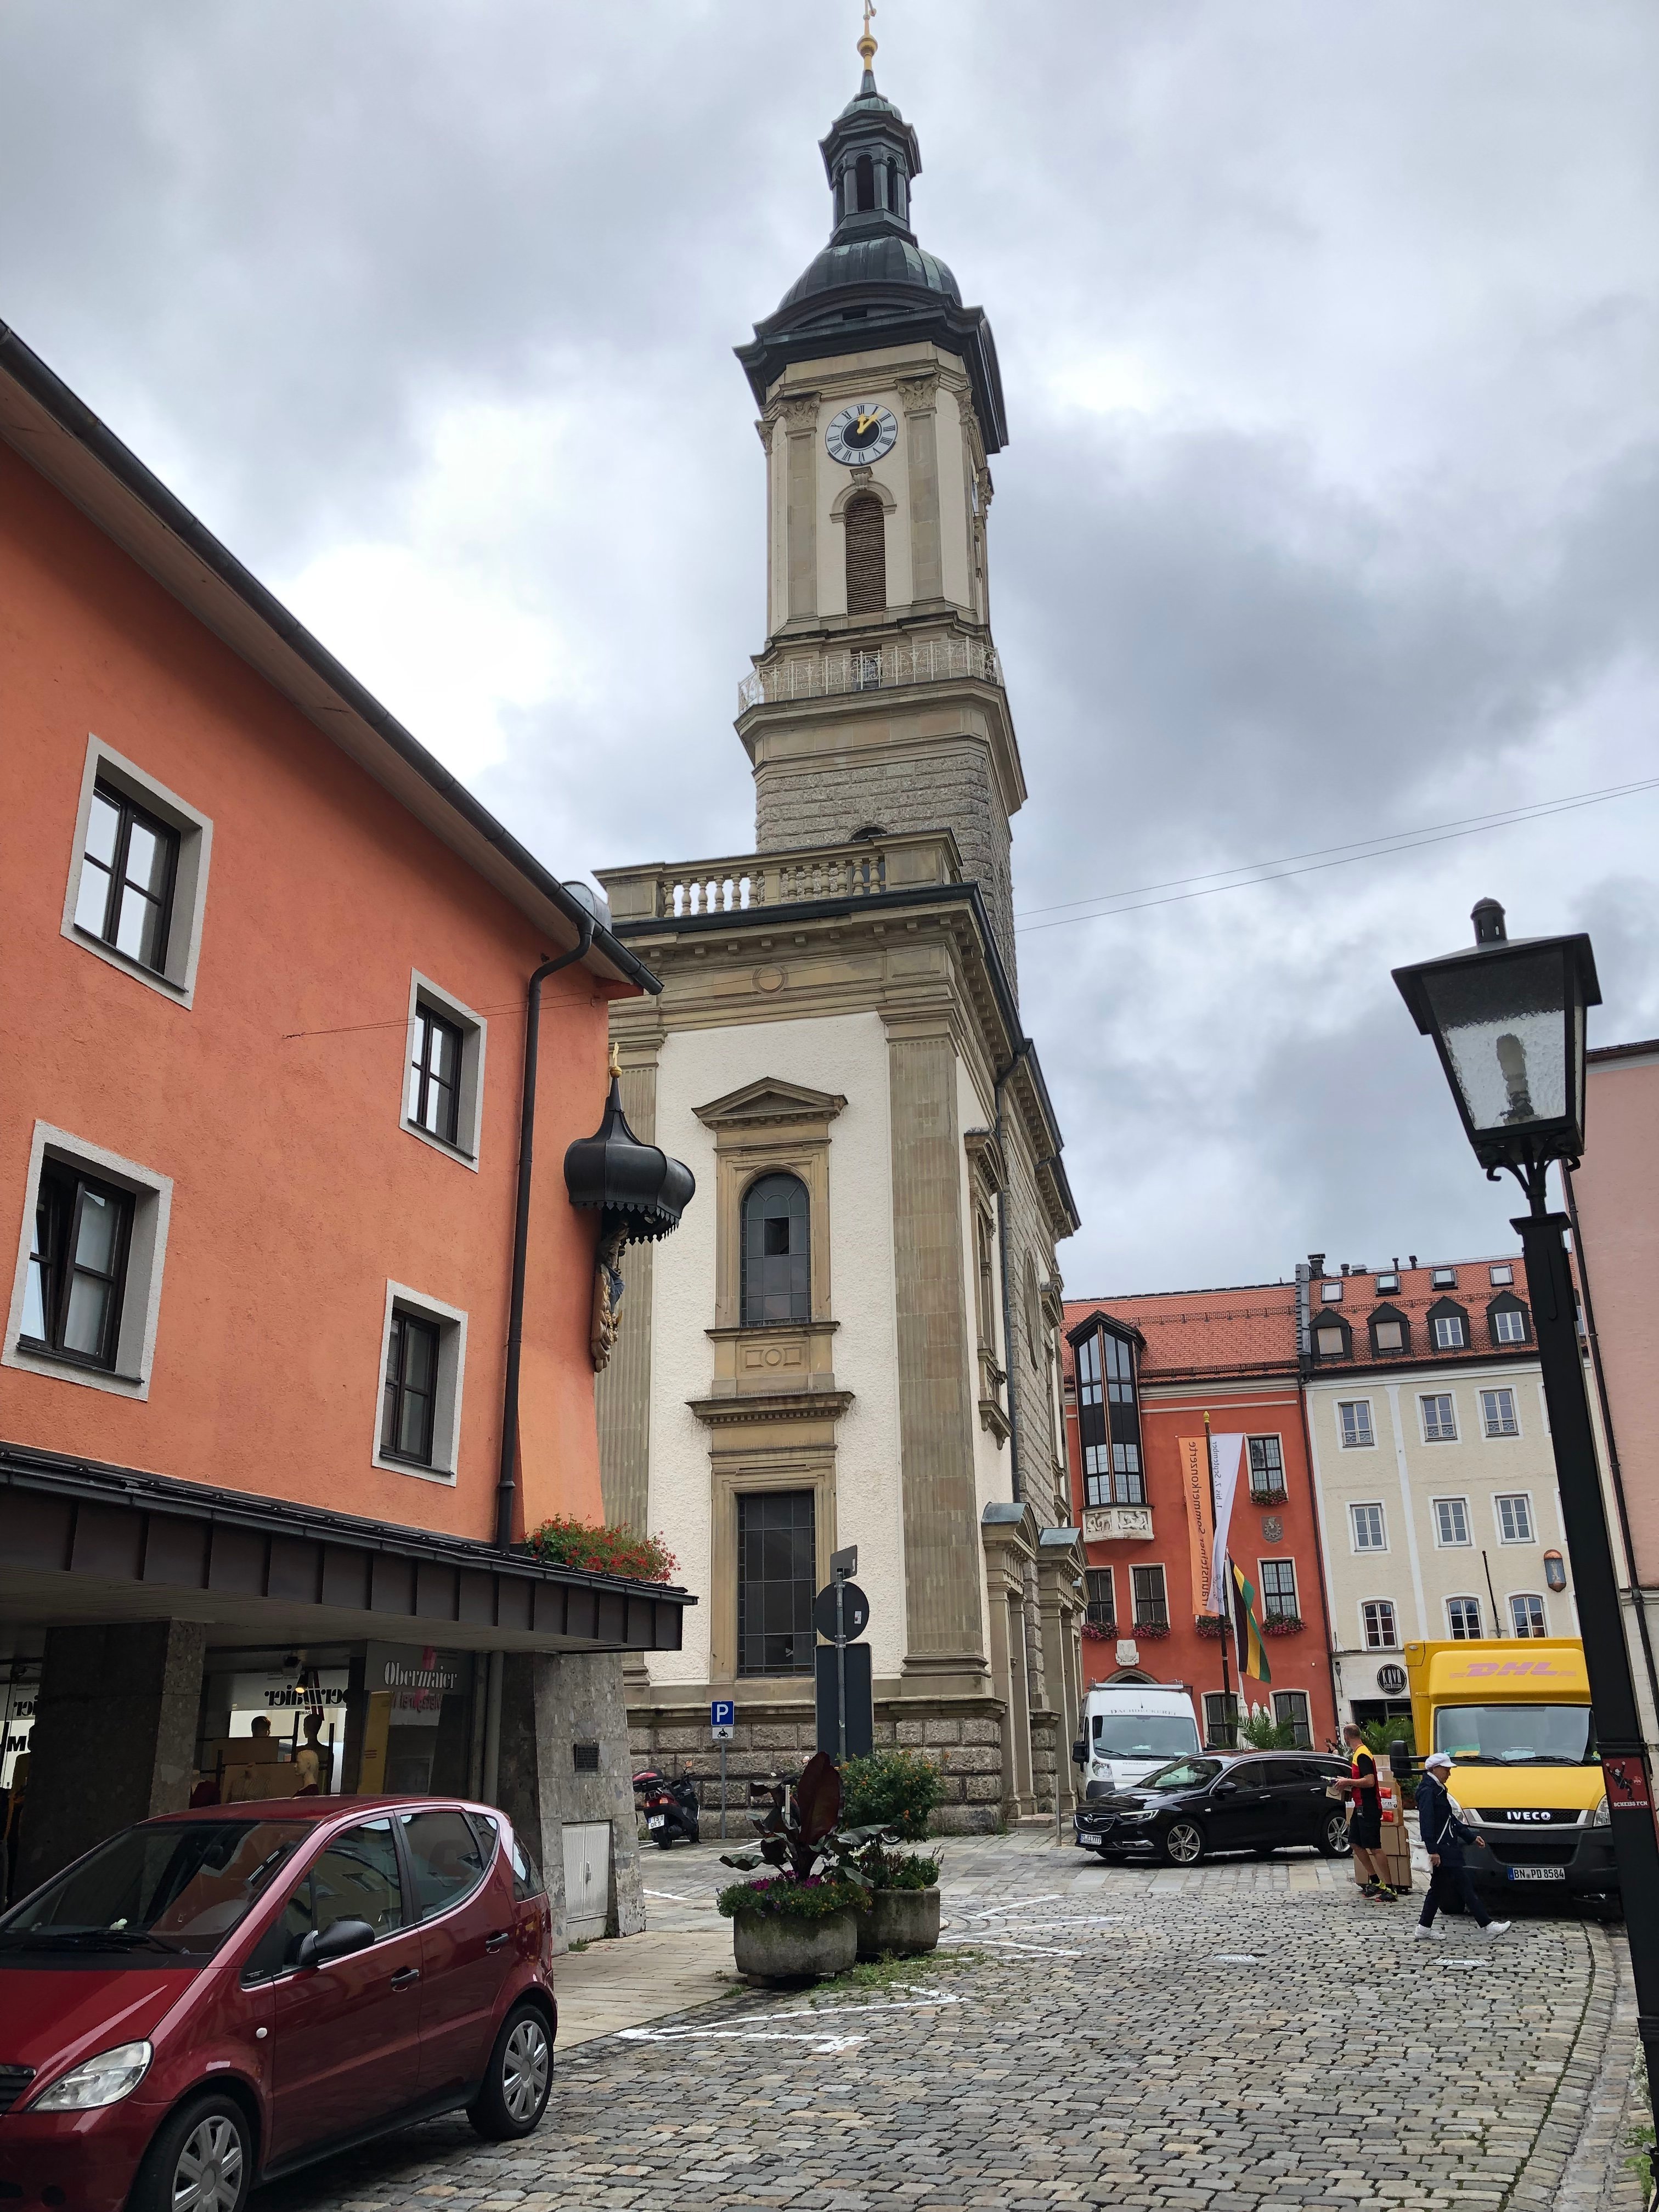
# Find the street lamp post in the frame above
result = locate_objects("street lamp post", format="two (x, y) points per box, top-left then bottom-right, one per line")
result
(1393, 896), (1659, 2147)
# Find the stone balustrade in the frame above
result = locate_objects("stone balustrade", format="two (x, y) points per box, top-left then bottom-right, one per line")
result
(598, 830), (963, 926)
(738, 632), (1003, 714)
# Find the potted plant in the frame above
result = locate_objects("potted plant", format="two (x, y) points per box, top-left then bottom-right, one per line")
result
(1194, 1613), (1227, 1639)
(1263, 1613), (1305, 1636)
(718, 1751), (873, 1982)
(852, 1843), (942, 1959)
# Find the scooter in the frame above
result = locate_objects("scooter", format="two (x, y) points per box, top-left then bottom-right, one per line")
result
(634, 1767), (701, 1848)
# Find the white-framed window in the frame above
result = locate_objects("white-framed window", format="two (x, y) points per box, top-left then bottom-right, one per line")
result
(1510, 1593), (1547, 1638)
(1338, 1400), (1374, 1449)
(1362, 1599), (1399, 1649)
(1375, 1272), (1400, 1295)
(1420, 1393), (1458, 1442)
(1489, 1264), (1514, 1286)
(1432, 1314), (1467, 1350)
(1273, 1690), (1313, 1748)
(1351, 1502), (1386, 1552)
(1496, 1493), (1534, 1544)
(1493, 1308), (1527, 1344)
(1131, 1563), (1169, 1630)
(4, 1124), (173, 1402)
(61, 738), (213, 1009)
(1247, 1434), (1285, 1496)
(1084, 1567), (1114, 1629)
(1319, 1280), (1344, 1303)
(401, 973), (488, 1168)
(1433, 1497), (1470, 1547)
(1481, 1387), (1520, 1438)
(372, 1282), (468, 1483)
(1204, 1691), (1240, 1750)
(1259, 1558), (1299, 1618)
(1431, 1267), (1457, 1288)
(1447, 1595), (1482, 1639)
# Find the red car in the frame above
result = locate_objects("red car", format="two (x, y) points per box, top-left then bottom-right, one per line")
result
(0, 1796), (557, 2212)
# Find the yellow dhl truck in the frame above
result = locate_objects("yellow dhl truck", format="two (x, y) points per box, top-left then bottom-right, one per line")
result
(1401, 1639), (1616, 1905)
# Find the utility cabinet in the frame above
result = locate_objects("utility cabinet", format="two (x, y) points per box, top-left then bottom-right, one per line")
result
(562, 1819), (613, 1942)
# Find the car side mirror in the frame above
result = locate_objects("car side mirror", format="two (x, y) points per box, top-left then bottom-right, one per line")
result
(1071, 1739), (1087, 1767)
(1214, 1780), (1238, 1796)
(296, 1918), (375, 1969)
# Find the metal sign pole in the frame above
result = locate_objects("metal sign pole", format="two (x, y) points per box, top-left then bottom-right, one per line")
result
(836, 1574), (848, 1763)
(719, 1739), (727, 1841)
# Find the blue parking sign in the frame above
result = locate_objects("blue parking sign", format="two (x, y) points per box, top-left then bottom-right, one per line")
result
(710, 1700), (736, 1739)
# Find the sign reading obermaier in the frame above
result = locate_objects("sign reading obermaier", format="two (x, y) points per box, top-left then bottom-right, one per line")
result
(364, 1643), (464, 1730)
(1177, 1433), (1248, 1616)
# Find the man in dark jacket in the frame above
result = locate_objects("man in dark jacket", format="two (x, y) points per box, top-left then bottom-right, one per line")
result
(1414, 1751), (1510, 1940)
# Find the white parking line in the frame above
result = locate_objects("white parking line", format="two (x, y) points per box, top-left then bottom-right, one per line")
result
(615, 1987), (963, 2056)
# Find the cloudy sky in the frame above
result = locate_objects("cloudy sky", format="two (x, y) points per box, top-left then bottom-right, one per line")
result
(5, 1), (1656, 1295)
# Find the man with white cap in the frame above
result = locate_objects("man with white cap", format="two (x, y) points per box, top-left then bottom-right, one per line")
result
(1413, 1750), (1510, 1941)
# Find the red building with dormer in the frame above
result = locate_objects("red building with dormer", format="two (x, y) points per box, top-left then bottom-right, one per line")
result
(1062, 1285), (1339, 1752)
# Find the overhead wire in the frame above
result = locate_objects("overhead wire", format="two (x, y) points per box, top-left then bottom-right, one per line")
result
(1012, 772), (1659, 935)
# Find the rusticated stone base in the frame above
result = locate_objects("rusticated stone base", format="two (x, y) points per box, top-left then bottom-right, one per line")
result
(629, 1690), (1012, 1836)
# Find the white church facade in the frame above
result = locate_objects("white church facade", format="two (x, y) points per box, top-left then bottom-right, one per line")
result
(595, 31), (1085, 1826)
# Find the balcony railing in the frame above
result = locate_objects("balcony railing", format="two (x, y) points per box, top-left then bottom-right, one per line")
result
(597, 831), (961, 927)
(738, 634), (1003, 713)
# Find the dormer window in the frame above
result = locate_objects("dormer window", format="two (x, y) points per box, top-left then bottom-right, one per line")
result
(1427, 1296), (1470, 1351)
(1489, 1264), (1514, 1286)
(1319, 1281), (1344, 1303)
(1487, 1290), (1531, 1347)
(1375, 1272), (1400, 1295)
(1431, 1267), (1457, 1289)
(1313, 1313), (1352, 1361)
(1368, 1304), (1410, 1357)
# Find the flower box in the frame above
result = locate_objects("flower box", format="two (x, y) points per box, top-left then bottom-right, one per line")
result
(1130, 1621), (1170, 1639)
(1263, 1615), (1305, 1636)
(1080, 1621), (1118, 1642)
(1194, 1615), (1227, 1639)
(1249, 1488), (1289, 1506)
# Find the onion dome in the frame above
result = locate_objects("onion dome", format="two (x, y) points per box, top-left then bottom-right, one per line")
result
(565, 1064), (695, 1243)
(735, 29), (1007, 452)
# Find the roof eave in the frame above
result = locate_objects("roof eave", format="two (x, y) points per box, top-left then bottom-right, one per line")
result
(0, 321), (661, 998)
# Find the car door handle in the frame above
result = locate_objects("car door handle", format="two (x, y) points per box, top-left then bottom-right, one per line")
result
(390, 1967), (421, 1989)
(485, 1931), (511, 1951)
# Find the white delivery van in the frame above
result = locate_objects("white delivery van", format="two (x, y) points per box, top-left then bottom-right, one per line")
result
(1076, 1684), (1202, 1796)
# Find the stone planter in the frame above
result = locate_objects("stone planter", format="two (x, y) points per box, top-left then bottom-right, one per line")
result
(732, 1908), (857, 1983)
(856, 1887), (941, 1959)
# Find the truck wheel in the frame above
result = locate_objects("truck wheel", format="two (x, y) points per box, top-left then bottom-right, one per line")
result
(1316, 1811), (1353, 1858)
(1162, 1820), (1205, 1866)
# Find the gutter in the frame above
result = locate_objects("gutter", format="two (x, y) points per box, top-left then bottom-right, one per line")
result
(0, 321), (660, 1000)
(495, 918), (595, 1550)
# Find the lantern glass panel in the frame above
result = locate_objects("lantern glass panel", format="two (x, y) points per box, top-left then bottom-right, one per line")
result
(1419, 949), (1569, 1136)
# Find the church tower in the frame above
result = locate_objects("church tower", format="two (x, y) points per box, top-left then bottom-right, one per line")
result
(735, 28), (1023, 973)
(597, 29), (1082, 1831)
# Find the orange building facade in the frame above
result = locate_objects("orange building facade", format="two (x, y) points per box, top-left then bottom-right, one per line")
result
(0, 324), (693, 1926)
(1062, 1286), (1339, 1753)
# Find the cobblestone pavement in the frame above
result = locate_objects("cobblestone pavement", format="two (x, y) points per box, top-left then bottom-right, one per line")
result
(256, 1829), (1645, 2212)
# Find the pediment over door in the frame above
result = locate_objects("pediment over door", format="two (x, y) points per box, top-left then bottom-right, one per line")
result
(693, 1077), (847, 1132)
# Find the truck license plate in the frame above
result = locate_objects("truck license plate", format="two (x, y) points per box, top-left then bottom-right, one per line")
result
(647, 1814), (667, 1829)
(1509, 1865), (1566, 1882)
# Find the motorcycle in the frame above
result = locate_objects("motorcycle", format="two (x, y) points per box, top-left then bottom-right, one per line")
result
(633, 1767), (701, 1848)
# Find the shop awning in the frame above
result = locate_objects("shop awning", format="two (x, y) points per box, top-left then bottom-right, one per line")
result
(0, 1443), (693, 1654)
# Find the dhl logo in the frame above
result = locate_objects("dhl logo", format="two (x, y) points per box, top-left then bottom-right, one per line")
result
(1457, 1661), (1575, 1679)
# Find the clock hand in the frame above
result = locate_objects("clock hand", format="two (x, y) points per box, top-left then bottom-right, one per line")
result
(855, 412), (877, 435)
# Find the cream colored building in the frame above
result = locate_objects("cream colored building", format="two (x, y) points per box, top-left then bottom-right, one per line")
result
(591, 38), (1084, 1826)
(1302, 1253), (1578, 1733)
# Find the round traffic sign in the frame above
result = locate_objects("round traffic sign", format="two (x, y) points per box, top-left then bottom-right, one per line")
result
(813, 1580), (870, 1643)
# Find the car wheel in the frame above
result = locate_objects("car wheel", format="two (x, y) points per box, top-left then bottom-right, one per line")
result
(468, 2002), (554, 2141)
(1316, 1811), (1352, 1858)
(131, 2094), (252, 2212)
(1162, 1819), (1205, 1866)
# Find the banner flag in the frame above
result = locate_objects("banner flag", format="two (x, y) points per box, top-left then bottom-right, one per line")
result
(1231, 1559), (1273, 1684)
(1206, 1434), (1246, 1616)
(1179, 1437), (1213, 1618)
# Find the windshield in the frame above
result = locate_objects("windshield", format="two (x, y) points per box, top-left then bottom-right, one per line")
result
(1434, 1705), (1596, 1766)
(1139, 1757), (1223, 1792)
(1092, 1714), (1201, 1759)
(0, 1820), (307, 1964)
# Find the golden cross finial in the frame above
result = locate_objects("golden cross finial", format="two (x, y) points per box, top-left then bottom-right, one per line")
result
(859, 0), (877, 70)
(607, 1040), (622, 1081)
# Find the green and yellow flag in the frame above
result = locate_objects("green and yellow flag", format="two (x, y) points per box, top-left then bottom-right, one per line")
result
(1230, 1559), (1272, 1685)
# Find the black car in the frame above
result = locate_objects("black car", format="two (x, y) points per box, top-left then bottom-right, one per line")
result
(1074, 1751), (1355, 1866)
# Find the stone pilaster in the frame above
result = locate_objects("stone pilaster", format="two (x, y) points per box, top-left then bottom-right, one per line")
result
(496, 1651), (644, 1954)
(782, 394), (820, 620)
(898, 371), (943, 604)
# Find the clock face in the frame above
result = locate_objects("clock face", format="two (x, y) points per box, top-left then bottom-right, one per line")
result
(826, 400), (898, 466)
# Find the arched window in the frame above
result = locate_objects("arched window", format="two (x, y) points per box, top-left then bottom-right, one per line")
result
(741, 1173), (810, 1326)
(844, 493), (887, 615)
(855, 154), (875, 211)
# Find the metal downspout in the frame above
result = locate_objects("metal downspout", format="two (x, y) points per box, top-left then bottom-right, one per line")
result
(494, 917), (595, 1551)
(995, 1040), (1032, 1503)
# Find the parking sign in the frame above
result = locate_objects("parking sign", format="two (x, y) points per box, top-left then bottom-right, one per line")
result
(710, 1700), (736, 1740)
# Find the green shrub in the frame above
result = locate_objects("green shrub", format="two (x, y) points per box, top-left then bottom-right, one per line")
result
(716, 1876), (865, 1921)
(1237, 1709), (1298, 1751)
(858, 1844), (941, 1891)
(840, 1749), (944, 1839)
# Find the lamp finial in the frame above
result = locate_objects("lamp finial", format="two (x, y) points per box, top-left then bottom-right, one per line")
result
(1471, 897), (1508, 946)
(858, 0), (877, 76)
(607, 1040), (622, 1082)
